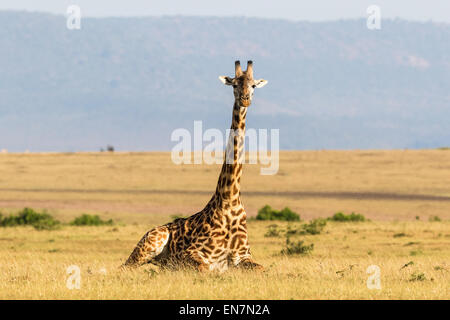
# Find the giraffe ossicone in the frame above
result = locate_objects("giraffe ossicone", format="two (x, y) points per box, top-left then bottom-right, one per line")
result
(122, 61), (268, 272)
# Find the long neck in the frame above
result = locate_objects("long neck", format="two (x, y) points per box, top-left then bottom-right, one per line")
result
(215, 102), (247, 204)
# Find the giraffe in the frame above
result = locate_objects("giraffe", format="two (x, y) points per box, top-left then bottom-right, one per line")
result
(122, 61), (268, 272)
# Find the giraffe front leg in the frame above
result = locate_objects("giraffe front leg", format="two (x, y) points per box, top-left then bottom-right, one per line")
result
(121, 226), (170, 269)
(236, 258), (264, 271)
(231, 238), (264, 271)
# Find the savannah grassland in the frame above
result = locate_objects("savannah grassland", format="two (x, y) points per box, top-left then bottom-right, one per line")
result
(0, 150), (449, 299)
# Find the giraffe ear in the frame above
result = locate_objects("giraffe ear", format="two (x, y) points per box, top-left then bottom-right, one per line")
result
(254, 79), (268, 88)
(219, 76), (233, 86)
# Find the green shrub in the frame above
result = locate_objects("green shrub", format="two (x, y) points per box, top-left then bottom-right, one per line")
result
(428, 216), (441, 222)
(256, 205), (300, 221)
(70, 214), (113, 226)
(300, 218), (327, 235)
(0, 208), (60, 230)
(328, 212), (366, 222)
(281, 237), (314, 255)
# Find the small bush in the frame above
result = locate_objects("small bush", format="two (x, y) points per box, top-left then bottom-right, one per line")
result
(283, 218), (327, 236)
(328, 212), (365, 222)
(264, 224), (282, 237)
(281, 236), (314, 255)
(70, 214), (113, 226)
(0, 208), (60, 230)
(428, 216), (441, 222)
(256, 205), (300, 221)
(409, 272), (426, 282)
(300, 218), (327, 235)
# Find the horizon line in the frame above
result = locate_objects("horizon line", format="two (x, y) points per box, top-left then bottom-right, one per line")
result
(1, 148), (449, 155)
(2, 9), (449, 25)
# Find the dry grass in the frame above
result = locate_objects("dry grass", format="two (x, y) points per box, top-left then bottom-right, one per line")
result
(0, 221), (448, 299)
(0, 150), (449, 299)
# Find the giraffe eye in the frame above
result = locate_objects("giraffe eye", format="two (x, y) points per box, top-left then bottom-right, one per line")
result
(232, 85), (237, 88)
(252, 85), (256, 88)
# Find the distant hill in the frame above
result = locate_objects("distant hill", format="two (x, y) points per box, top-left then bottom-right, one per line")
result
(0, 11), (449, 151)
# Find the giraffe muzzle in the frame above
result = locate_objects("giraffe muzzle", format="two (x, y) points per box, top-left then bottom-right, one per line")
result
(240, 99), (251, 107)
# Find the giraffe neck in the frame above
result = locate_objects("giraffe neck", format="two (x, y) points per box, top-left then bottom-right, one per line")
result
(214, 102), (247, 206)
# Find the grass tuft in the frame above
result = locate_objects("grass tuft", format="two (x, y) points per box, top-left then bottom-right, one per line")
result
(409, 272), (426, 282)
(394, 232), (412, 238)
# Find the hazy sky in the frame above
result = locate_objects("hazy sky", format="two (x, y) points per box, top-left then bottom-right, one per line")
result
(1, 0), (450, 22)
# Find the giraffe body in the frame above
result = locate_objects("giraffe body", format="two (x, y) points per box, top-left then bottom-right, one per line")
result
(125, 198), (251, 272)
(123, 61), (268, 272)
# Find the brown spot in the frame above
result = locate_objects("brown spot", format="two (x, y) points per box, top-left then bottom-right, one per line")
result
(212, 230), (225, 237)
(225, 215), (231, 226)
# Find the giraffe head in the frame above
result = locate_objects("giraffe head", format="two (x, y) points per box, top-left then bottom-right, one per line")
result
(219, 61), (268, 107)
